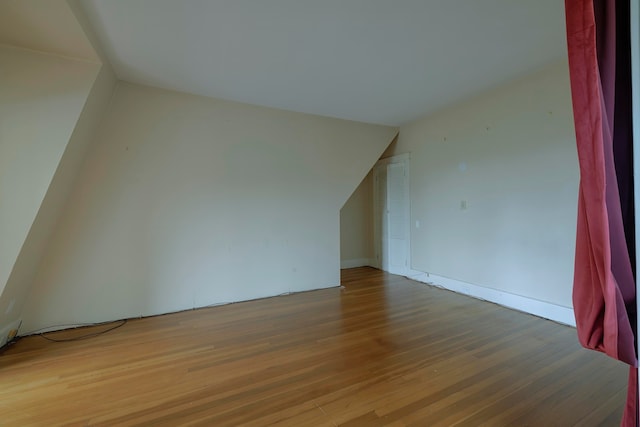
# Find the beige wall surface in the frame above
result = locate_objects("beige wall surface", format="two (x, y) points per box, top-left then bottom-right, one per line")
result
(0, 62), (115, 339)
(340, 171), (374, 263)
(0, 46), (102, 341)
(21, 82), (396, 331)
(387, 60), (578, 307)
(0, 46), (99, 299)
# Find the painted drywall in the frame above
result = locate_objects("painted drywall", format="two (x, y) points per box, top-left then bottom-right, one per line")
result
(340, 170), (374, 267)
(0, 62), (115, 340)
(0, 46), (102, 343)
(387, 60), (578, 308)
(20, 83), (397, 331)
(0, 46), (99, 298)
(0, 0), (99, 62)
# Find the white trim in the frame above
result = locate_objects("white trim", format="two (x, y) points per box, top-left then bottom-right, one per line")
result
(373, 152), (411, 276)
(340, 258), (376, 269)
(405, 269), (575, 326)
(376, 152), (410, 166)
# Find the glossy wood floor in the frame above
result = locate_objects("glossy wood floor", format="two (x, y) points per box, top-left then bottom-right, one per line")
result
(0, 267), (629, 426)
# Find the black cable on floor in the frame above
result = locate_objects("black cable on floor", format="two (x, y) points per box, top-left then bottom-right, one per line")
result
(35, 319), (128, 343)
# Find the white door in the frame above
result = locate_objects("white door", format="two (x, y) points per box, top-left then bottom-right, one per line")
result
(374, 154), (410, 275)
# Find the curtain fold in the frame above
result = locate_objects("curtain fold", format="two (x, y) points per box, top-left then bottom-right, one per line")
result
(565, 0), (637, 425)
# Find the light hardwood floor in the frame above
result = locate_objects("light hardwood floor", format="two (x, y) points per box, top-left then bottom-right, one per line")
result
(0, 267), (630, 426)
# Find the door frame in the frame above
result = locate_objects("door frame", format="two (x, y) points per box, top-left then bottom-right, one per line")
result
(373, 153), (411, 275)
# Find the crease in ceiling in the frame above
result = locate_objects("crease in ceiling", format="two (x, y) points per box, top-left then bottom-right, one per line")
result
(80, 0), (568, 126)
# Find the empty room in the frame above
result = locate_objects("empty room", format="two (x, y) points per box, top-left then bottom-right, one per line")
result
(1, 0), (639, 425)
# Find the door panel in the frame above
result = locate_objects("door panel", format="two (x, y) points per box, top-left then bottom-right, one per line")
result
(374, 155), (409, 275)
(386, 162), (408, 274)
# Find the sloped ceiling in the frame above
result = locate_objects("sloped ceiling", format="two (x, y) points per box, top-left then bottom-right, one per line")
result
(80, 0), (567, 125)
(0, 0), (99, 62)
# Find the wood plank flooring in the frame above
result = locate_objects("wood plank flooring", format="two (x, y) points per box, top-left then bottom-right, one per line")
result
(0, 267), (630, 426)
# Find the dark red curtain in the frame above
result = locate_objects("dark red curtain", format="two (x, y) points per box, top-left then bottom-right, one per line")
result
(565, 0), (637, 425)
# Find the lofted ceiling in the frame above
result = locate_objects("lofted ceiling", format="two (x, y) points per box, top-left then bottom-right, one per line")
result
(0, 0), (99, 62)
(4, 1), (569, 126)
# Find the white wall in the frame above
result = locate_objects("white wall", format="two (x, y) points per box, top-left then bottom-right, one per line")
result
(21, 82), (396, 331)
(0, 46), (99, 300)
(340, 171), (374, 268)
(388, 60), (578, 308)
(0, 46), (103, 343)
(0, 62), (115, 341)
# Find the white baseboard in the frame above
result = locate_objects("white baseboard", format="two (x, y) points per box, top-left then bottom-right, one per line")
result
(341, 258), (376, 269)
(405, 269), (576, 327)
